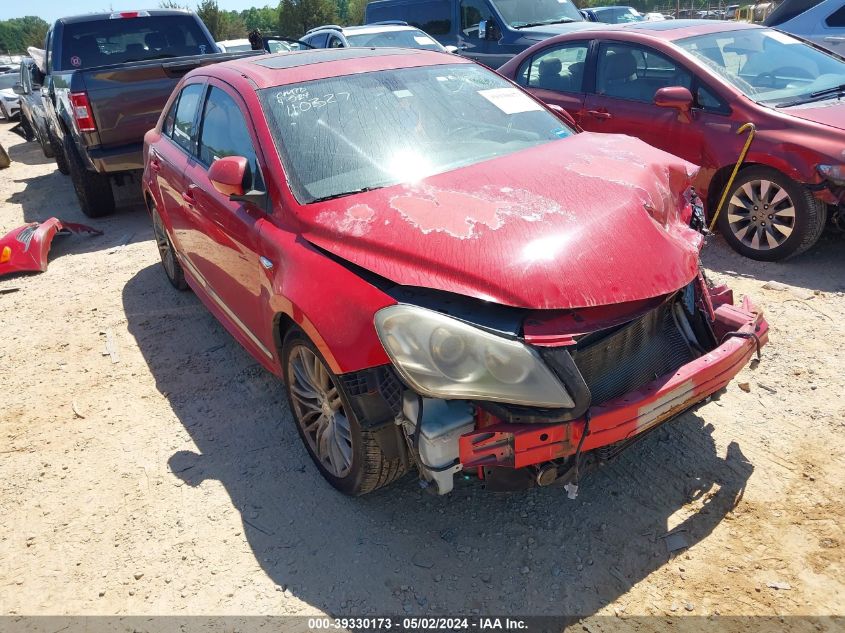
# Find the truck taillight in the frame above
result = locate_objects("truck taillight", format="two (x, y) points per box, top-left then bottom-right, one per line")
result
(110, 10), (149, 18)
(69, 92), (96, 132)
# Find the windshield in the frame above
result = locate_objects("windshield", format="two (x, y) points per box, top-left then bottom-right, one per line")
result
(60, 15), (213, 70)
(593, 7), (645, 23)
(492, 0), (584, 27)
(677, 28), (845, 106)
(345, 29), (445, 51)
(259, 64), (573, 203)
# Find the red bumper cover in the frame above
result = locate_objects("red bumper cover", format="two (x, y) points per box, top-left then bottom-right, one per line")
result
(459, 295), (768, 470)
(0, 218), (102, 278)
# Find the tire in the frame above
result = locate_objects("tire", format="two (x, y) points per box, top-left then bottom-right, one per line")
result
(716, 166), (826, 261)
(20, 113), (35, 141)
(151, 204), (187, 290)
(281, 328), (408, 496)
(50, 132), (69, 174)
(64, 135), (115, 217)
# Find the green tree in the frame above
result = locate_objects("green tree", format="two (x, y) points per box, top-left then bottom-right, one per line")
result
(278, 0), (338, 37)
(345, 0), (366, 25)
(158, 0), (190, 8)
(196, 0), (224, 39)
(0, 16), (49, 55)
(240, 6), (280, 32)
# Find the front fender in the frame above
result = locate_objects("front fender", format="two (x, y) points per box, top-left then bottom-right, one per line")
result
(258, 218), (394, 376)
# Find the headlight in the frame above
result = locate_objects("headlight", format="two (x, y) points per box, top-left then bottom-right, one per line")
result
(818, 164), (845, 186)
(374, 304), (575, 408)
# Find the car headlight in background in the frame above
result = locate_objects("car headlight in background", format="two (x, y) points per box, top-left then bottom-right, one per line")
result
(818, 164), (845, 186)
(374, 304), (574, 408)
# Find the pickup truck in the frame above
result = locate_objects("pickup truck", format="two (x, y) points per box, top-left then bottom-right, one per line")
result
(43, 9), (254, 217)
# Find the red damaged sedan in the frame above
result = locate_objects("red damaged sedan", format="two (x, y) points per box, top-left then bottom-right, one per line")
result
(142, 48), (767, 496)
(499, 21), (845, 261)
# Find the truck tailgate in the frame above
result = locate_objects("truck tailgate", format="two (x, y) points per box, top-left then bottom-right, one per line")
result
(78, 53), (255, 150)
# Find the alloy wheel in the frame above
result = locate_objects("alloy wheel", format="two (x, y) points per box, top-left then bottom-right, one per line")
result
(287, 345), (353, 478)
(152, 212), (177, 280)
(727, 179), (796, 251)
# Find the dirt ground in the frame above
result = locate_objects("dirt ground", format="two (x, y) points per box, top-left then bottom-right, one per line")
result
(1, 120), (844, 622)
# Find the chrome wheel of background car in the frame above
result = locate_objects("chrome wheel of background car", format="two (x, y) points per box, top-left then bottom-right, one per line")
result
(287, 345), (353, 478)
(727, 179), (795, 251)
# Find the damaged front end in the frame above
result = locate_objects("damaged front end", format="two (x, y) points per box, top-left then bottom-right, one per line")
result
(346, 276), (767, 495)
(0, 218), (102, 278)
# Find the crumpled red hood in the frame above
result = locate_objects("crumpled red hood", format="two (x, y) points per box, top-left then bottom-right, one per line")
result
(299, 133), (703, 310)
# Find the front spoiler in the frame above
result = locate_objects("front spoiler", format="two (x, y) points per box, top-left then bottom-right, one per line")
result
(459, 296), (768, 470)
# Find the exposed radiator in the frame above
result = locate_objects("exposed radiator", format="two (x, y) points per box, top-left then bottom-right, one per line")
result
(569, 301), (695, 406)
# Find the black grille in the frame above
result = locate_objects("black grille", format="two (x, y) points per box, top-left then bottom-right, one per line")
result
(569, 301), (695, 405)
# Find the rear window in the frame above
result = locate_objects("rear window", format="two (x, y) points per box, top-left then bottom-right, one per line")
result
(367, 0), (453, 35)
(60, 15), (212, 70)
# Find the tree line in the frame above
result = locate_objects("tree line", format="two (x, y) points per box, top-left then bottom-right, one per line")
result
(0, 16), (49, 56)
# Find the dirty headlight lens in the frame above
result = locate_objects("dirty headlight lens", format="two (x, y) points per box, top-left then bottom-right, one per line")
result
(818, 164), (845, 186)
(374, 304), (574, 408)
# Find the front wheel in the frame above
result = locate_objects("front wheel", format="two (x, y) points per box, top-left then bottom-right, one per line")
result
(281, 329), (407, 496)
(717, 166), (826, 261)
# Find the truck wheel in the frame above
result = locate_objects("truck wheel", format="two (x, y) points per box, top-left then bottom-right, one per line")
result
(50, 132), (69, 174)
(151, 204), (187, 290)
(64, 135), (115, 217)
(20, 113), (35, 141)
(717, 166), (826, 261)
(281, 328), (408, 496)
(38, 127), (55, 159)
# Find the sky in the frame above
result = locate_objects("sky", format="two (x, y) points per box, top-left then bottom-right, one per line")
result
(0, 0), (274, 23)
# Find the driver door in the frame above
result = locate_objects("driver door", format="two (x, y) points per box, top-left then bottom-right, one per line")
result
(458, 0), (502, 67)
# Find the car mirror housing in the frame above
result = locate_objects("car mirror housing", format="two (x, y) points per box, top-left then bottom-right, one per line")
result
(654, 86), (694, 122)
(209, 155), (248, 198)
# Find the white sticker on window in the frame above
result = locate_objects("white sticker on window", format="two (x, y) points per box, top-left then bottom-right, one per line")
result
(414, 35), (435, 45)
(393, 89), (413, 98)
(767, 30), (800, 45)
(478, 87), (543, 114)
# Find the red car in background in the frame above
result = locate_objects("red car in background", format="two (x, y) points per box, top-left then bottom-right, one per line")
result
(142, 48), (767, 497)
(499, 20), (845, 261)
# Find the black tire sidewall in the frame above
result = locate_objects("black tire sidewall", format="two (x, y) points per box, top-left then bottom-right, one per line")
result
(281, 329), (370, 495)
(717, 167), (813, 261)
(150, 205), (187, 290)
(63, 134), (115, 217)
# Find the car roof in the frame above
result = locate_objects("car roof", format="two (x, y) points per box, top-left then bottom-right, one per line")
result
(198, 47), (468, 89)
(312, 24), (419, 35)
(57, 9), (193, 24)
(568, 18), (763, 40)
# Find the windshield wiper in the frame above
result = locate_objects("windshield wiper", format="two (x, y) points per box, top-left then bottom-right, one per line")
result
(310, 186), (383, 203)
(514, 18), (575, 28)
(776, 83), (845, 108)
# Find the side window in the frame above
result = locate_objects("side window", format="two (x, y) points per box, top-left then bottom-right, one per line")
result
(695, 83), (729, 113)
(170, 83), (204, 152)
(460, 0), (492, 36)
(405, 0), (452, 35)
(524, 43), (589, 93)
(328, 35), (344, 48)
(198, 86), (263, 190)
(309, 32), (328, 48)
(596, 43), (692, 103)
(827, 4), (845, 26)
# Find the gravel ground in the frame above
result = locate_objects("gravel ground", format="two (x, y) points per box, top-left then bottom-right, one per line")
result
(1, 121), (844, 621)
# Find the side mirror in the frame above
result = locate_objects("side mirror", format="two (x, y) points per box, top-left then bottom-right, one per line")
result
(13, 83), (25, 95)
(486, 21), (501, 40)
(654, 86), (693, 122)
(478, 19), (488, 40)
(444, 45), (459, 54)
(547, 104), (580, 131)
(208, 155), (268, 207)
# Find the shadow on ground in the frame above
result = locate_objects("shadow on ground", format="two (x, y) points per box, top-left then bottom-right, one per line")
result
(123, 263), (753, 617)
(4, 136), (147, 251)
(703, 232), (845, 293)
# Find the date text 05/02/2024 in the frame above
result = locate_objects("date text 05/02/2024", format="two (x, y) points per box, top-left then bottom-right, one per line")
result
(306, 617), (529, 630)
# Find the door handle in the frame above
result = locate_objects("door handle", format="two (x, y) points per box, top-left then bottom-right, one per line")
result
(587, 110), (612, 120)
(181, 190), (195, 205)
(148, 150), (161, 173)
(823, 36), (845, 43)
